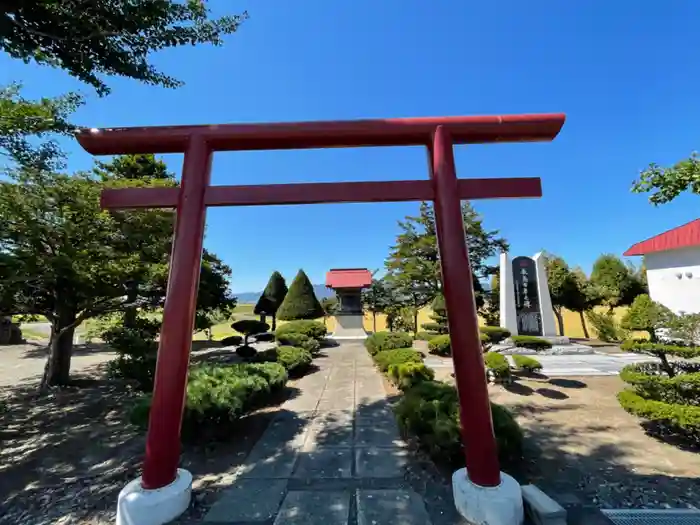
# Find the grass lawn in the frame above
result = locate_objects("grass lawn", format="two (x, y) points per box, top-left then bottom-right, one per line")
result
(192, 322), (240, 341)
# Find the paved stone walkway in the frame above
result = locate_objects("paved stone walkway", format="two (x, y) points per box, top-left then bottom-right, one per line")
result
(203, 342), (435, 525)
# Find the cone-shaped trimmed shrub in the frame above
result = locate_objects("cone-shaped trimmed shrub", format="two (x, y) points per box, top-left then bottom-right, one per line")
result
(277, 270), (325, 321)
(254, 271), (288, 329)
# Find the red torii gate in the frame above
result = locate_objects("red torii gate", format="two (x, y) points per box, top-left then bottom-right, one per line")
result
(76, 114), (565, 496)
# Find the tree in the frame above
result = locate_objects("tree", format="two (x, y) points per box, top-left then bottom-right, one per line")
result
(544, 253), (580, 336)
(422, 293), (448, 334)
(590, 254), (643, 312)
(0, 166), (172, 387)
(621, 294), (672, 342)
(481, 272), (500, 327)
(320, 296), (338, 326)
(1, 84), (82, 169)
(633, 152), (700, 205)
(569, 268), (600, 339)
(231, 320), (269, 347)
(193, 251), (237, 336)
(277, 270), (324, 321)
(0, 154), (236, 388)
(385, 201), (507, 312)
(1, 1), (248, 96)
(254, 271), (288, 330)
(362, 278), (392, 332)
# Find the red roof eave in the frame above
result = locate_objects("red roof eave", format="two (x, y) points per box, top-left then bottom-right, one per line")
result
(624, 218), (700, 256)
(326, 268), (372, 289)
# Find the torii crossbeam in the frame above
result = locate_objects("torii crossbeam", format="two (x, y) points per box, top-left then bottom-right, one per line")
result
(76, 113), (565, 522)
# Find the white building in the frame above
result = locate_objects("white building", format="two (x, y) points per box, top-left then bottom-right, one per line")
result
(624, 218), (700, 314)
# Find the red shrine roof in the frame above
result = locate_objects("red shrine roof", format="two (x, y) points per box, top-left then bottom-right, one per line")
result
(326, 268), (372, 289)
(624, 218), (700, 256)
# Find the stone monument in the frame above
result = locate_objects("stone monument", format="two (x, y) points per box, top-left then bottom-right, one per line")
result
(499, 252), (566, 342)
(325, 268), (372, 340)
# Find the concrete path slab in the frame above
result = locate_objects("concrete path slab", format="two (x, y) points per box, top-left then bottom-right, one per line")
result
(203, 342), (433, 524)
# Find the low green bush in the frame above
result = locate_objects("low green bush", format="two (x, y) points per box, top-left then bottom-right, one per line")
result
(617, 389), (700, 443)
(364, 331), (413, 356)
(415, 331), (438, 341)
(254, 332), (275, 342)
(620, 340), (700, 377)
(484, 352), (510, 380)
(586, 310), (627, 343)
(387, 362), (435, 390)
(510, 335), (552, 351)
(275, 331), (321, 354)
(275, 346), (313, 377)
(512, 355), (542, 374)
(130, 362), (288, 441)
(395, 380), (523, 470)
(275, 320), (327, 341)
(373, 348), (422, 372)
(479, 326), (511, 344)
(428, 334), (451, 356)
(103, 317), (161, 391)
(480, 332), (492, 352)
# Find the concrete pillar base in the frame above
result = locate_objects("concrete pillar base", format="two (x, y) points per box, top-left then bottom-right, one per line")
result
(116, 468), (192, 525)
(452, 468), (523, 525)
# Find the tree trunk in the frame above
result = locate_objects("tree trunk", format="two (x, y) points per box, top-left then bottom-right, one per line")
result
(42, 321), (75, 389)
(554, 309), (565, 336)
(271, 315), (276, 331)
(579, 310), (590, 339)
(413, 311), (418, 336)
(372, 312), (377, 333)
(260, 314), (267, 324)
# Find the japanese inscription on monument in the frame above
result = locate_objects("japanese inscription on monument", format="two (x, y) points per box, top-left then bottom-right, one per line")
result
(511, 256), (543, 336)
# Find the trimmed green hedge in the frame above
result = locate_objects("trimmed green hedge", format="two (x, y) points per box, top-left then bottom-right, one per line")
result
(275, 320), (327, 341)
(373, 348), (422, 372)
(415, 331), (438, 341)
(618, 389), (700, 442)
(275, 331), (321, 354)
(394, 381), (523, 470)
(620, 340), (700, 360)
(484, 352), (510, 380)
(512, 355), (542, 373)
(620, 363), (700, 407)
(480, 326), (511, 344)
(428, 334), (451, 356)
(130, 362), (288, 441)
(257, 346), (313, 378)
(511, 335), (552, 350)
(365, 331), (413, 356)
(387, 362), (435, 390)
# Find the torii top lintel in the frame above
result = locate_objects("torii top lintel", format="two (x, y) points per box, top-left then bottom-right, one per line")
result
(75, 113), (565, 155)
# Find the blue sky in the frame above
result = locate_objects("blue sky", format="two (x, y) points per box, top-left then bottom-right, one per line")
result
(2, 1), (699, 293)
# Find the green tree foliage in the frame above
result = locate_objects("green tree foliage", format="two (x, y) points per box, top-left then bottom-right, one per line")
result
(320, 296), (338, 325)
(0, 84), (82, 169)
(481, 272), (500, 327)
(621, 294), (672, 342)
(633, 152), (700, 205)
(277, 270), (324, 321)
(544, 253), (581, 336)
(0, 154), (235, 388)
(362, 277), (393, 332)
(590, 254), (645, 312)
(254, 271), (288, 329)
(231, 319), (269, 346)
(1, 1), (248, 96)
(568, 268), (600, 339)
(385, 201), (507, 315)
(0, 166), (172, 387)
(421, 293), (448, 334)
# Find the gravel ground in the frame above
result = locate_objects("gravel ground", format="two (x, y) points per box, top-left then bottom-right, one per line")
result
(489, 376), (700, 510)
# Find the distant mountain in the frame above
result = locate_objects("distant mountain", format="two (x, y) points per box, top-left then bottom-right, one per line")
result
(235, 284), (334, 304)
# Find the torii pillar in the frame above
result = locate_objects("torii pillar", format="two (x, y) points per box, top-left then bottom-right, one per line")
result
(76, 113), (565, 525)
